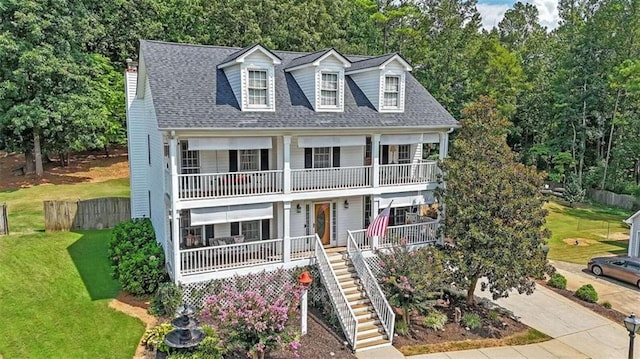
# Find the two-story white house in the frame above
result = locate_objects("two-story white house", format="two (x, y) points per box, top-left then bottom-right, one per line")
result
(126, 40), (458, 351)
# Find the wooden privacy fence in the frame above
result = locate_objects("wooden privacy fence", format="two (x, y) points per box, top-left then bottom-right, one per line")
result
(44, 197), (131, 232)
(0, 203), (8, 235)
(589, 189), (639, 210)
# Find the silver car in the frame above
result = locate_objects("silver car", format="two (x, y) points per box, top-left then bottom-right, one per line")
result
(588, 256), (640, 289)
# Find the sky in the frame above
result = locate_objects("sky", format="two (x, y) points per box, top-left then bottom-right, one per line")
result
(476, 0), (560, 30)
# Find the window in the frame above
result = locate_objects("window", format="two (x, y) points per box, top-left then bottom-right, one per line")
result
(398, 145), (410, 164)
(390, 206), (411, 226)
(242, 221), (260, 241)
(320, 73), (338, 106)
(239, 149), (259, 171)
(180, 210), (202, 248)
(180, 142), (200, 174)
(383, 76), (400, 107)
(248, 70), (268, 105)
(364, 196), (372, 227)
(314, 147), (331, 168)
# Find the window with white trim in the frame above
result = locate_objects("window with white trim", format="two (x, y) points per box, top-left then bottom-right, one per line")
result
(314, 147), (331, 168)
(239, 149), (259, 171)
(320, 72), (339, 106)
(241, 220), (260, 241)
(248, 70), (268, 106)
(180, 142), (200, 174)
(383, 76), (400, 107)
(398, 144), (410, 164)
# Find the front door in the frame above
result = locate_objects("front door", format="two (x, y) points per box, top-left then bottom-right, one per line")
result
(314, 203), (331, 245)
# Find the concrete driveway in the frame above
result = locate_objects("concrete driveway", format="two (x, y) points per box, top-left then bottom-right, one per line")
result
(551, 259), (640, 315)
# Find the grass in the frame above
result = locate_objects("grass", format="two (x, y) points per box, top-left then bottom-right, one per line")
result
(0, 229), (145, 358)
(544, 201), (631, 264)
(399, 328), (551, 356)
(1, 178), (130, 233)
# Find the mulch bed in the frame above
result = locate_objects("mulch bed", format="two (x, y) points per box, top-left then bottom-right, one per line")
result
(393, 296), (528, 351)
(117, 291), (152, 310)
(537, 281), (627, 325)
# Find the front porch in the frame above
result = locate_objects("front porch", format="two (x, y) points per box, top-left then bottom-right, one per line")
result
(177, 222), (438, 278)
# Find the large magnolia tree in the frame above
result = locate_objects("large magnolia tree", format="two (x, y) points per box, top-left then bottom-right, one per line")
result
(440, 96), (552, 305)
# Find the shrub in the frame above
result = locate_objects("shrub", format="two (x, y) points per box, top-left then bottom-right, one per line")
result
(423, 311), (448, 331)
(142, 323), (173, 353)
(149, 282), (183, 317)
(547, 273), (567, 289)
(108, 218), (167, 295)
(575, 284), (598, 303)
(377, 244), (449, 329)
(395, 319), (409, 336)
(601, 301), (612, 309)
(201, 270), (303, 359)
(487, 309), (500, 322)
(462, 313), (482, 330)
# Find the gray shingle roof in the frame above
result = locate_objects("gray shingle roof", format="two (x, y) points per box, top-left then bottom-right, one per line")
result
(219, 43), (281, 66)
(139, 40), (458, 130)
(347, 53), (398, 72)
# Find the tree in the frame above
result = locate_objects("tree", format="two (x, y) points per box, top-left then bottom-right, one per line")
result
(439, 97), (552, 305)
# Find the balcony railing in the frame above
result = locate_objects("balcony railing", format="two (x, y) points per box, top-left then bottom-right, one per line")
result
(379, 161), (437, 186)
(177, 170), (284, 200)
(290, 235), (316, 259)
(291, 166), (371, 192)
(349, 221), (438, 250)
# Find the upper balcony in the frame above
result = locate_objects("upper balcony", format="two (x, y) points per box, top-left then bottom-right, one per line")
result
(166, 134), (444, 201)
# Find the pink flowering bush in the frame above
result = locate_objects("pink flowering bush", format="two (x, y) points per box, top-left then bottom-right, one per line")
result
(201, 270), (304, 359)
(377, 243), (448, 330)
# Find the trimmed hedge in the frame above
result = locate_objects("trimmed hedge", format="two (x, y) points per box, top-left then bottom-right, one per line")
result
(108, 218), (168, 295)
(547, 273), (567, 289)
(575, 284), (598, 303)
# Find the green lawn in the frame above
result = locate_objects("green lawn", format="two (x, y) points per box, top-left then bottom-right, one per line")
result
(0, 229), (145, 358)
(1, 178), (130, 233)
(545, 201), (631, 264)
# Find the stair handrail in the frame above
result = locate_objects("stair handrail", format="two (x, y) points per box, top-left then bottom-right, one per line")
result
(347, 232), (395, 342)
(314, 235), (359, 350)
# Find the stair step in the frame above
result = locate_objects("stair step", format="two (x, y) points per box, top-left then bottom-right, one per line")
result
(357, 331), (385, 341)
(357, 323), (381, 332)
(344, 288), (365, 297)
(351, 302), (373, 311)
(356, 338), (391, 350)
(357, 316), (379, 324)
(349, 298), (371, 307)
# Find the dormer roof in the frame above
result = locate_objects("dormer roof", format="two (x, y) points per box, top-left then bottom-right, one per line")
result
(217, 44), (282, 69)
(138, 40), (457, 130)
(346, 53), (412, 74)
(284, 48), (351, 71)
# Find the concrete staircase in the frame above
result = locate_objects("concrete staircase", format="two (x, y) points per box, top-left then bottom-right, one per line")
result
(325, 248), (391, 351)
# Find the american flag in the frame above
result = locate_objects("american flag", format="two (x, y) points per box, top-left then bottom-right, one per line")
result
(366, 203), (392, 237)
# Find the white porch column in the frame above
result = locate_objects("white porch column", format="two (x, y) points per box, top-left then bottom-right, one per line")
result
(169, 136), (181, 282)
(372, 134), (380, 188)
(283, 201), (291, 262)
(439, 132), (448, 160)
(283, 136), (291, 194)
(371, 195), (380, 249)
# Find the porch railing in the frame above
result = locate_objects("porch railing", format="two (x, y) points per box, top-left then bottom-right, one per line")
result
(180, 238), (284, 275)
(177, 170), (284, 200)
(315, 235), (358, 350)
(290, 235), (316, 260)
(291, 166), (371, 192)
(347, 232), (395, 344)
(349, 221), (439, 249)
(379, 161), (437, 186)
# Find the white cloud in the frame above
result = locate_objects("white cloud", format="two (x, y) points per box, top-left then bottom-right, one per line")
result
(476, 0), (560, 31)
(477, 3), (511, 30)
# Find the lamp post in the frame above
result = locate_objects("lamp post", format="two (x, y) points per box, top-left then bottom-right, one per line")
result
(624, 312), (640, 359)
(298, 270), (313, 335)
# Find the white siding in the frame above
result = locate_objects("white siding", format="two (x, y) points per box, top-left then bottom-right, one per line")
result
(290, 202), (308, 238)
(291, 67), (316, 109)
(336, 196), (364, 246)
(125, 70), (149, 219)
(223, 64), (241, 102)
(349, 71), (380, 110)
(291, 137), (306, 169)
(341, 146), (364, 167)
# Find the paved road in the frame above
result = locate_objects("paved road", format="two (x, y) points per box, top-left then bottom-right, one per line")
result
(551, 259), (640, 316)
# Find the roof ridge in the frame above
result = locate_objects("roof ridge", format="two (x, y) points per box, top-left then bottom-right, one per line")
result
(350, 52), (397, 63)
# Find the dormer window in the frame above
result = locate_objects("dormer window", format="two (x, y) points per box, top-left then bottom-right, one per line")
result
(383, 76), (400, 108)
(320, 73), (339, 107)
(248, 70), (268, 106)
